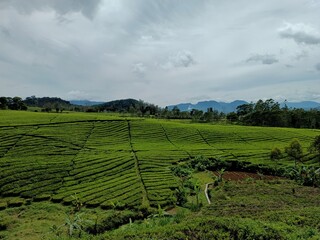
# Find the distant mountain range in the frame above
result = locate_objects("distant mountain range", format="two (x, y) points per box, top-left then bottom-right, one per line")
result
(55, 99), (320, 112)
(167, 100), (320, 113)
(279, 101), (320, 110)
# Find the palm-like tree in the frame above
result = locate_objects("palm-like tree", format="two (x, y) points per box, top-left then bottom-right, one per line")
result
(217, 168), (226, 183)
(64, 212), (86, 237)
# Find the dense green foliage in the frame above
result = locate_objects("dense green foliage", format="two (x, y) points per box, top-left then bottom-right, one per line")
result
(24, 96), (72, 112)
(309, 135), (320, 165)
(236, 99), (320, 128)
(0, 96), (27, 110)
(270, 147), (282, 161)
(95, 99), (159, 115)
(285, 166), (320, 187)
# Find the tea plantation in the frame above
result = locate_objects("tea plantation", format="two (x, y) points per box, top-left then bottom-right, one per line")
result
(0, 110), (320, 239)
(0, 111), (319, 209)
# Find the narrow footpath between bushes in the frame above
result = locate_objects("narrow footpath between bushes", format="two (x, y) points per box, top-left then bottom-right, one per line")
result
(205, 182), (212, 204)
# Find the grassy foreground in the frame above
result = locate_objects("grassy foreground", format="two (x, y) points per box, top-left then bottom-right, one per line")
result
(1, 179), (319, 239)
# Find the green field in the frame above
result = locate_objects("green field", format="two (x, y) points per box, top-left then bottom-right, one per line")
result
(0, 110), (319, 208)
(0, 110), (320, 239)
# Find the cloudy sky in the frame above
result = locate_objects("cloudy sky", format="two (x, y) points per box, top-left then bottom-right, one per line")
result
(1, 0), (320, 106)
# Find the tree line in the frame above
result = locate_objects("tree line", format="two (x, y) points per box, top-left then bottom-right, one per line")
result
(158, 99), (320, 129)
(0, 96), (86, 112)
(24, 95), (72, 112)
(0, 96), (27, 110)
(231, 99), (320, 128)
(147, 99), (320, 129)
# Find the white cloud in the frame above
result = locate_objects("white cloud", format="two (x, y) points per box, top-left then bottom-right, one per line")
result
(315, 63), (320, 71)
(278, 22), (320, 45)
(140, 35), (153, 41)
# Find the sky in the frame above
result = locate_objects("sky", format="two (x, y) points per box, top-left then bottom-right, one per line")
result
(0, 0), (320, 106)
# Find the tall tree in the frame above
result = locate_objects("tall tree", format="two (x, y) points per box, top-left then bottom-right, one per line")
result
(309, 135), (320, 166)
(285, 138), (303, 167)
(0, 97), (7, 109)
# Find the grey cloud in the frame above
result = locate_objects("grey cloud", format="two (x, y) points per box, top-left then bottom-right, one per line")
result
(1, 0), (320, 105)
(67, 90), (90, 100)
(315, 63), (320, 71)
(132, 62), (147, 77)
(246, 54), (279, 65)
(0, 26), (10, 37)
(285, 64), (294, 68)
(278, 22), (320, 45)
(126, 0), (208, 24)
(307, 91), (320, 101)
(0, 0), (101, 19)
(161, 51), (196, 70)
(307, 0), (320, 7)
(293, 50), (308, 61)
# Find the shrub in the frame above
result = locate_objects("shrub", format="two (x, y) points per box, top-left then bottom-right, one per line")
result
(33, 194), (51, 202)
(285, 166), (320, 187)
(0, 202), (6, 211)
(0, 219), (8, 231)
(171, 165), (193, 179)
(190, 155), (226, 171)
(7, 198), (24, 208)
(175, 187), (188, 206)
(270, 147), (282, 161)
(309, 135), (320, 166)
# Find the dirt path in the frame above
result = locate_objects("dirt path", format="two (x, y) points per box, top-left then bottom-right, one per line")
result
(204, 183), (212, 204)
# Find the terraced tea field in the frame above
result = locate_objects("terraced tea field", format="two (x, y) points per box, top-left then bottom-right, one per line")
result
(0, 111), (319, 209)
